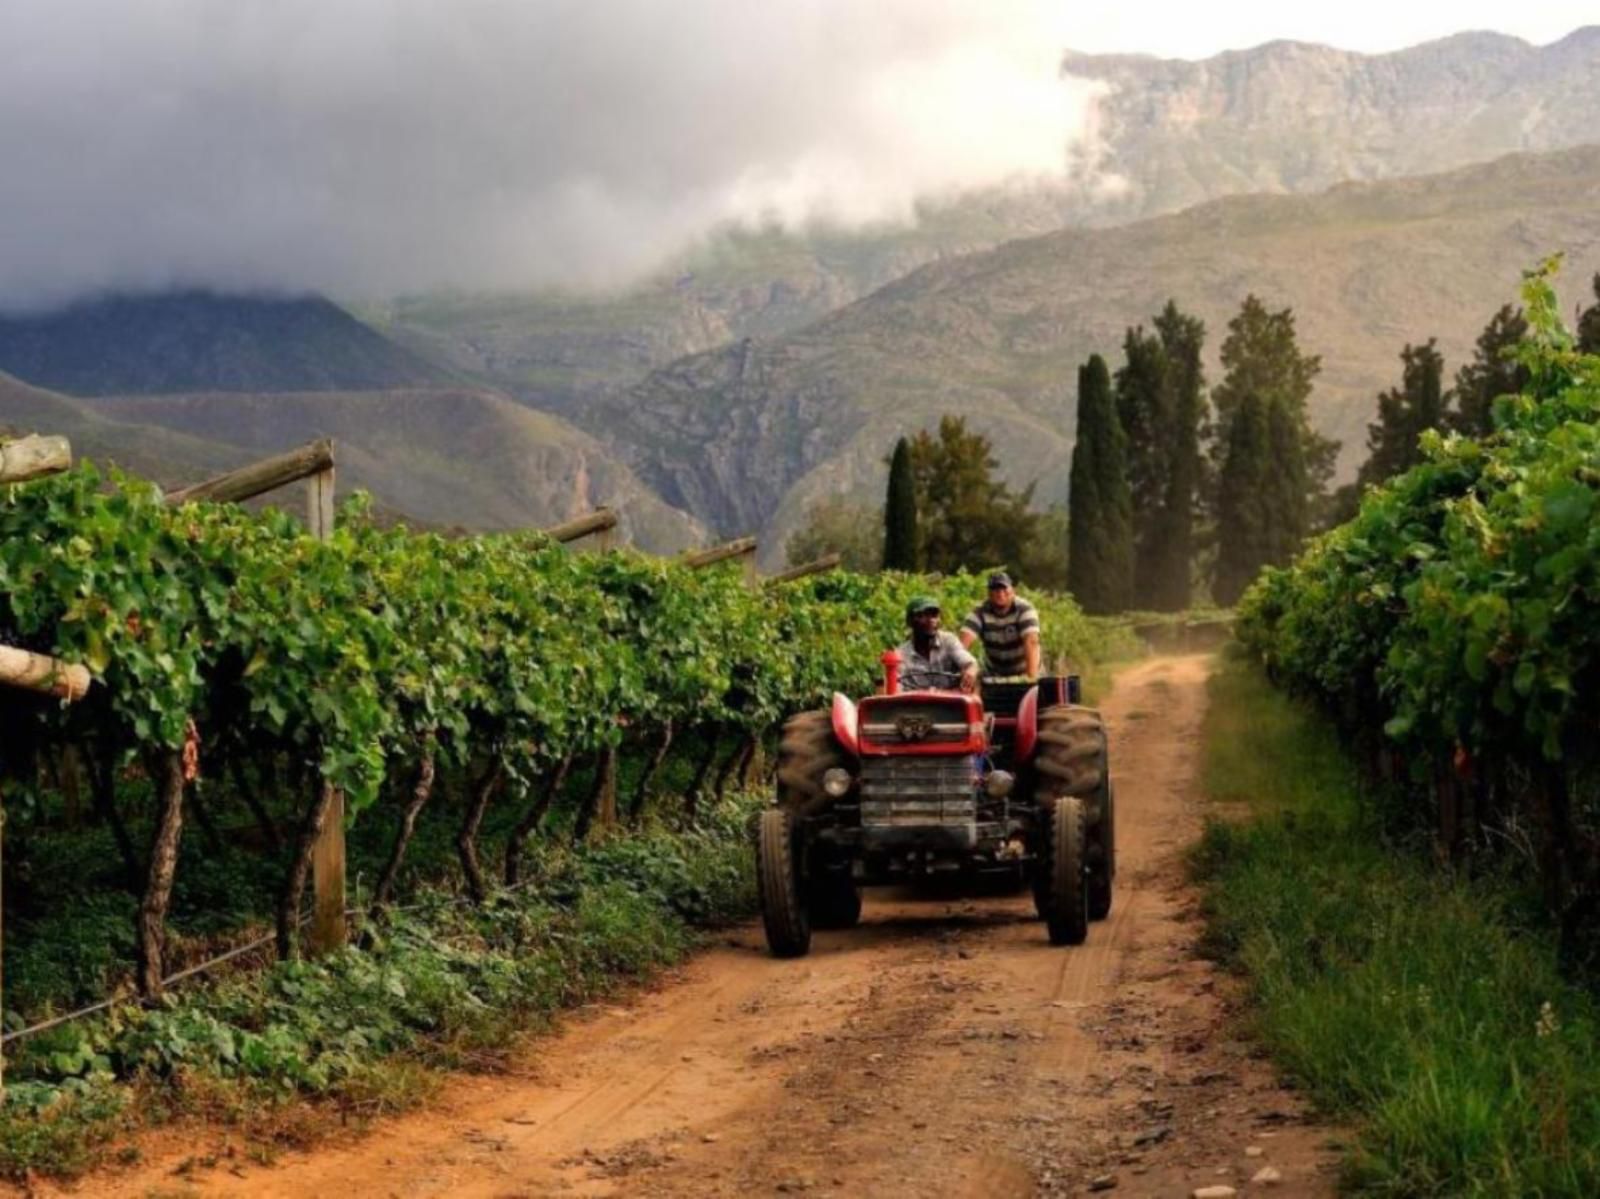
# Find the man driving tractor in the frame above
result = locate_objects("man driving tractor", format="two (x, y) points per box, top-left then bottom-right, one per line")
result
(897, 596), (979, 693)
(959, 571), (1041, 679)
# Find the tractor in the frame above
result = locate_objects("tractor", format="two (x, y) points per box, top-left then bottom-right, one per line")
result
(756, 650), (1115, 956)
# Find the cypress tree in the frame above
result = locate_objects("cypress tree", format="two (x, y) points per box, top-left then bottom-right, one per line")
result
(1148, 301), (1206, 611)
(1214, 393), (1270, 606)
(1358, 339), (1448, 488)
(1068, 355), (1133, 614)
(1262, 398), (1309, 569)
(882, 436), (918, 571)
(1211, 296), (1337, 523)
(1451, 306), (1529, 437)
(1114, 326), (1170, 599)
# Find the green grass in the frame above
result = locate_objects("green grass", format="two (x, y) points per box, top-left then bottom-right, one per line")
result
(1196, 650), (1600, 1196)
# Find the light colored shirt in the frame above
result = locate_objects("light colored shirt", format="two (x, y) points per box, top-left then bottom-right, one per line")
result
(895, 630), (976, 691)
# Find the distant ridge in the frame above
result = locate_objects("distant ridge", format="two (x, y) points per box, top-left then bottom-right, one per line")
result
(0, 292), (453, 396)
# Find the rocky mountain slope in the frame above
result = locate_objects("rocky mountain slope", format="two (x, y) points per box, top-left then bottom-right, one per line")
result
(594, 145), (1600, 563)
(377, 27), (1600, 415)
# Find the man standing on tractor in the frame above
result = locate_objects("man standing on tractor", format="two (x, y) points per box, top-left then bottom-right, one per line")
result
(960, 571), (1042, 679)
(897, 596), (979, 693)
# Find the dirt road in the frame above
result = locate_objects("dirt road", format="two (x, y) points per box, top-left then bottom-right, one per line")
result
(68, 655), (1337, 1197)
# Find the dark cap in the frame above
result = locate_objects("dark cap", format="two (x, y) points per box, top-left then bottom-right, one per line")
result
(987, 571), (1013, 589)
(905, 595), (941, 621)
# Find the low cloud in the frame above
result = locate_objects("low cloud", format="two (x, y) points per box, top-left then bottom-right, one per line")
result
(0, 0), (1106, 311)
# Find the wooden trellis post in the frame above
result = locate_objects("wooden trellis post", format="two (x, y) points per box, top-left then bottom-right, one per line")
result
(683, 536), (759, 587)
(765, 553), (842, 585)
(541, 507), (618, 550)
(1, 434), (83, 1095)
(167, 438), (347, 957)
(306, 460), (346, 958)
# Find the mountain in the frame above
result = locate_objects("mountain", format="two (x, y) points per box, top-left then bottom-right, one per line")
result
(1066, 27), (1600, 220)
(0, 292), (454, 396)
(0, 370), (249, 485)
(375, 28), (1600, 416)
(84, 389), (705, 552)
(0, 297), (705, 551)
(592, 145), (1600, 563)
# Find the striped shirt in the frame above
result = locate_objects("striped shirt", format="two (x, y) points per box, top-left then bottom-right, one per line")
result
(962, 597), (1040, 677)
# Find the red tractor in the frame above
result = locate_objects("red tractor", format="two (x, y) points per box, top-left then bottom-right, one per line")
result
(756, 651), (1114, 956)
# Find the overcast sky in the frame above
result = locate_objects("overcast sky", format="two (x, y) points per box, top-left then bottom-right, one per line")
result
(0, 1), (1591, 312)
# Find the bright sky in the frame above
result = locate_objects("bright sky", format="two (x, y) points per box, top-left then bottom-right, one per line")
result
(1, 0), (1593, 308)
(1059, 2), (1593, 58)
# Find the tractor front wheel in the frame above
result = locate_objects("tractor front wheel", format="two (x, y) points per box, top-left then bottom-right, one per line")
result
(1041, 796), (1089, 946)
(758, 807), (812, 957)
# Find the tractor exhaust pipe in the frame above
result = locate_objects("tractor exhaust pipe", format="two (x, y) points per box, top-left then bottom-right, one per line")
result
(880, 649), (901, 696)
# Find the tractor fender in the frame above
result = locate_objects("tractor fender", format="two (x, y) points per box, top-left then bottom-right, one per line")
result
(1014, 684), (1041, 764)
(831, 692), (860, 758)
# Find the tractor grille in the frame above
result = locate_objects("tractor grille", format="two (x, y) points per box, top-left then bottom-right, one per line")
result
(859, 699), (975, 748)
(859, 755), (978, 827)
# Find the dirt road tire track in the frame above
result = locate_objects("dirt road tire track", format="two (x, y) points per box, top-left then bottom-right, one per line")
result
(51, 655), (1339, 1198)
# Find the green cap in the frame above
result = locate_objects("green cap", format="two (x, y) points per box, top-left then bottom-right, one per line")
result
(905, 595), (941, 621)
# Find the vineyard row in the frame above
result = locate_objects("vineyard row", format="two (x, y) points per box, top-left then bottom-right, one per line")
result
(1236, 262), (1600, 938)
(0, 456), (1123, 1011)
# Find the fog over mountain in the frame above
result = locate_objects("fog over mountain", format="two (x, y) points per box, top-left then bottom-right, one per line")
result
(0, 0), (1107, 312)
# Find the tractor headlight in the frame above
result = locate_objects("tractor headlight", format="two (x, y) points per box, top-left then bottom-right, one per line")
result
(984, 770), (1014, 799)
(823, 768), (854, 798)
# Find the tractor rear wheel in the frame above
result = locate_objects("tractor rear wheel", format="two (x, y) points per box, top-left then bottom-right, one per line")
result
(776, 710), (848, 816)
(1089, 773), (1116, 921)
(1034, 704), (1110, 926)
(1041, 795), (1089, 946)
(758, 808), (811, 957)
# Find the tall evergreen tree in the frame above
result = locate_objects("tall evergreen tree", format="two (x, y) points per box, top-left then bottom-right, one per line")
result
(1114, 326), (1170, 598)
(1261, 398), (1310, 568)
(1067, 355), (1133, 614)
(1451, 305), (1529, 437)
(882, 436), (918, 571)
(1210, 296), (1338, 520)
(907, 416), (1039, 576)
(1214, 393), (1271, 606)
(1578, 273), (1600, 355)
(1358, 339), (1448, 488)
(1147, 301), (1206, 610)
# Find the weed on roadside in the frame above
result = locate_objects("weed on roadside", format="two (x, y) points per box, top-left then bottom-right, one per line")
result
(0, 794), (760, 1182)
(1197, 653), (1600, 1196)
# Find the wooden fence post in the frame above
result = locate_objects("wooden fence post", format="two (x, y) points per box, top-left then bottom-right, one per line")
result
(764, 553), (842, 585)
(540, 508), (618, 548)
(0, 434), (79, 1097)
(306, 463), (346, 957)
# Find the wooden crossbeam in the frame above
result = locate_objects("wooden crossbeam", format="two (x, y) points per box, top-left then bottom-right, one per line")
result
(0, 644), (91, 702)
(682, 536), (757, 569)
(765, 553), (842, 585)
(0, 435), (71, 484)
(541, 507), (618, 545)
(166, 438), (335, 506)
